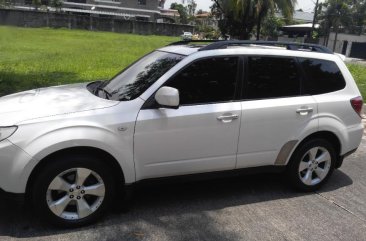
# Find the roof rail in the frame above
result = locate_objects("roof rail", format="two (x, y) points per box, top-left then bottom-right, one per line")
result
(168, 40), (219, 46)
(167, 40), (333, 54)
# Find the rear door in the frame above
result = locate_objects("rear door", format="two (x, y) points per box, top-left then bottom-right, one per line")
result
(236, 56), (318, 168)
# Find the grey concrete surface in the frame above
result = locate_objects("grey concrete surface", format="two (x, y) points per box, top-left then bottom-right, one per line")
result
(0, 122), (365, 241)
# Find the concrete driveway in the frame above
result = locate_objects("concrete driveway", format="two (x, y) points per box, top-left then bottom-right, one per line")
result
(0, 121), (365, 241)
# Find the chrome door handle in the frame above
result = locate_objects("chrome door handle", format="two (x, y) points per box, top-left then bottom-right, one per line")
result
(217, 114), (239, 123)
(296, 107), (313, 115)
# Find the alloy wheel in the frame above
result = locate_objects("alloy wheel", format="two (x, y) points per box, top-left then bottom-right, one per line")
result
(46, 168), (105, 220)
(298, 147), (332, 186)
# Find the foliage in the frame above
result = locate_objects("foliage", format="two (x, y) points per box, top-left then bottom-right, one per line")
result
(170, 3), (188, 24)
(195, 24), (221, 39)
(260, 12), (284, 39)
(50, 0), (63, 11)
(0, 0), (12, 8)
(0, 26), (178, 97)
(32, 0), (42, 10)
(212, 0), (296, 40)
(187, 0), (197, 16)
(347, 63), (366, 99)
(319, 0), (366, 38)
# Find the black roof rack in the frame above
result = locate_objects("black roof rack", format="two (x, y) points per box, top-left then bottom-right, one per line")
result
(168, 40), (333, 54)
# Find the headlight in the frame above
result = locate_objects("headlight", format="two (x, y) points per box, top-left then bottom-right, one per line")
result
(0, 126), (18, 142)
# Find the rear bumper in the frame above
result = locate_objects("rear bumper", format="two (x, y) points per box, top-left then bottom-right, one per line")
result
(336, 148), (358, 169)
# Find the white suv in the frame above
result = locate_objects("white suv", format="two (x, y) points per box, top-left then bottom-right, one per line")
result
(0, 41), (364, 227)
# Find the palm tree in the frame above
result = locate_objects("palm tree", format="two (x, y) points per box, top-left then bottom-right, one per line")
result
(319, 0), (351, 50)
(213, 0), (296, 40)
(235, 0), (296, 40)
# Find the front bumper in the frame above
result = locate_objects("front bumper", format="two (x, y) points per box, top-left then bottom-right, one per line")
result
(0, 139), (34, 194)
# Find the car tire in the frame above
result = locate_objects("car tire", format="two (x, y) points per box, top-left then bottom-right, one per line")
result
(287, 139), (336, 192)
(31, 154), (116, 227)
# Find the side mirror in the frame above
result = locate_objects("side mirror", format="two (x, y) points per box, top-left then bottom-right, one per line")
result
(155, 86), (180, 109)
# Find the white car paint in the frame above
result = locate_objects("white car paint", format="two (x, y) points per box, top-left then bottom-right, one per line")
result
(0, 45), (363, 195)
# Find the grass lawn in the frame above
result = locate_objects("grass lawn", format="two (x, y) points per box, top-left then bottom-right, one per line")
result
(0, 26), (178, 96)
(347, 64), (366, 99)
(0, 26), (366, 99)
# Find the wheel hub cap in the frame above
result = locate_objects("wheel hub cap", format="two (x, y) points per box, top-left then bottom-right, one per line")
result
(46, 168), (105, 220)
(298, 146), (331, 186)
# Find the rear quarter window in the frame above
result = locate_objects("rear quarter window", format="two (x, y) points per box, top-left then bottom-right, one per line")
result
(299, 58), (346, 95)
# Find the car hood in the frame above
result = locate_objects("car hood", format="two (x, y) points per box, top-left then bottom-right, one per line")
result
(0, 83), (118, 126)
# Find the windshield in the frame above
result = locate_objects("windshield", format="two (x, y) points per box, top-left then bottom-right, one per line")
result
(99, 51), (185, 101)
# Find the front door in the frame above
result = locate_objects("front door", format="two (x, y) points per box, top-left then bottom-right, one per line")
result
(134, 56), (242, 180)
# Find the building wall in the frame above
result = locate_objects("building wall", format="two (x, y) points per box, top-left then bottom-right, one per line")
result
(0, 9), (193, 36)
(326, 32), (366, 58)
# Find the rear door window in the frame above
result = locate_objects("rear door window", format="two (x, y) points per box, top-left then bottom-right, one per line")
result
(244, 56), (301, 99)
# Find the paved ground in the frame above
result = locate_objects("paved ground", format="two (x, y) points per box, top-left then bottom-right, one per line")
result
(0, 120), (365, 241)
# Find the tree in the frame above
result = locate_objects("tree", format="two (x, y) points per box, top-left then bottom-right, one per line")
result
(187, 0), (197, 16)
(50, 0), (63, 11)
(197, 9), (204, 15)
(212, 0), (296, 40)
(318, 0), (352, 50)
(260, 12), (284, 39)
(349, 0), (366, 35)
(170, 3), (188, 24)
(32, 0), (42, 10)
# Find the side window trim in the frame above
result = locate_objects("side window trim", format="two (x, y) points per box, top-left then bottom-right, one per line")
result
(141, 55), (242, 109)
(295, 57), (309, 96)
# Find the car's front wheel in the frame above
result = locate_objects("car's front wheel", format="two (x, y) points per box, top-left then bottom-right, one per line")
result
(31, 154), (116, 227)
(287, 139), (336, 191)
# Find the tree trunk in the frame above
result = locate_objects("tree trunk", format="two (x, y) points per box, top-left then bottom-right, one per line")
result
(256, 19), (260, 40)
(333, 25), (339, 52)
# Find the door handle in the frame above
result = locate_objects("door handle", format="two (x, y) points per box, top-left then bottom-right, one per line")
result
(296, 107), (313, 115)
(217, 114), (239, 123)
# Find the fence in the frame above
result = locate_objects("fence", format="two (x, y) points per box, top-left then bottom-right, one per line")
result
(0, 8), (194, 36)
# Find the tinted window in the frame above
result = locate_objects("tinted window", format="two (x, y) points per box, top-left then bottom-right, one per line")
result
(102, 51), (184, 101)
(167, 57), (238, 105)
(245, 57), (300, 99)
(299, 58), (346, 95)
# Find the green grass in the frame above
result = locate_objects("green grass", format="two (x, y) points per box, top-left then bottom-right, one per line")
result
(0, 26), (365, 99)
(0, 26), (178, 96)
(347, 63), (366, 99)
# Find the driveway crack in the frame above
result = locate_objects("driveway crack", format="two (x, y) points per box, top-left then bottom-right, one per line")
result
(316, 191), (366, 226)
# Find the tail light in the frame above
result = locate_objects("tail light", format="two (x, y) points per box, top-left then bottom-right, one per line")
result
(350, 96), (364, 117)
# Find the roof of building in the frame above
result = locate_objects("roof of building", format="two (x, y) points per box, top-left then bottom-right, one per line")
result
(276, 10), (314, 23)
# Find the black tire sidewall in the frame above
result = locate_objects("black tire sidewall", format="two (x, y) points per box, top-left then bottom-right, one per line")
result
(31, 154), (116, 228)
(287, 139), (337, 192)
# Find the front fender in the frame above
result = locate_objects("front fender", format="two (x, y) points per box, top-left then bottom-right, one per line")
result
(9, 122), (136, 193)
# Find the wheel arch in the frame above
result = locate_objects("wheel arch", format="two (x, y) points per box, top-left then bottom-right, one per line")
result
(25, 146), (125, 197)
(286, 131), (341, 165)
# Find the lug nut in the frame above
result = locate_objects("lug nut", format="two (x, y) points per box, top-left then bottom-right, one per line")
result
(77, 196), (81, 200)
(69, 188), (74, 192)
(76, 186), (81, 189)
(81, 190), (85, 194)
(69, 195), (74, 199)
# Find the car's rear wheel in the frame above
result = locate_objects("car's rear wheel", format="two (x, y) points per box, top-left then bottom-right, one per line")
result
(287, 139), (336, 191)
(31, 155), (116, 227)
